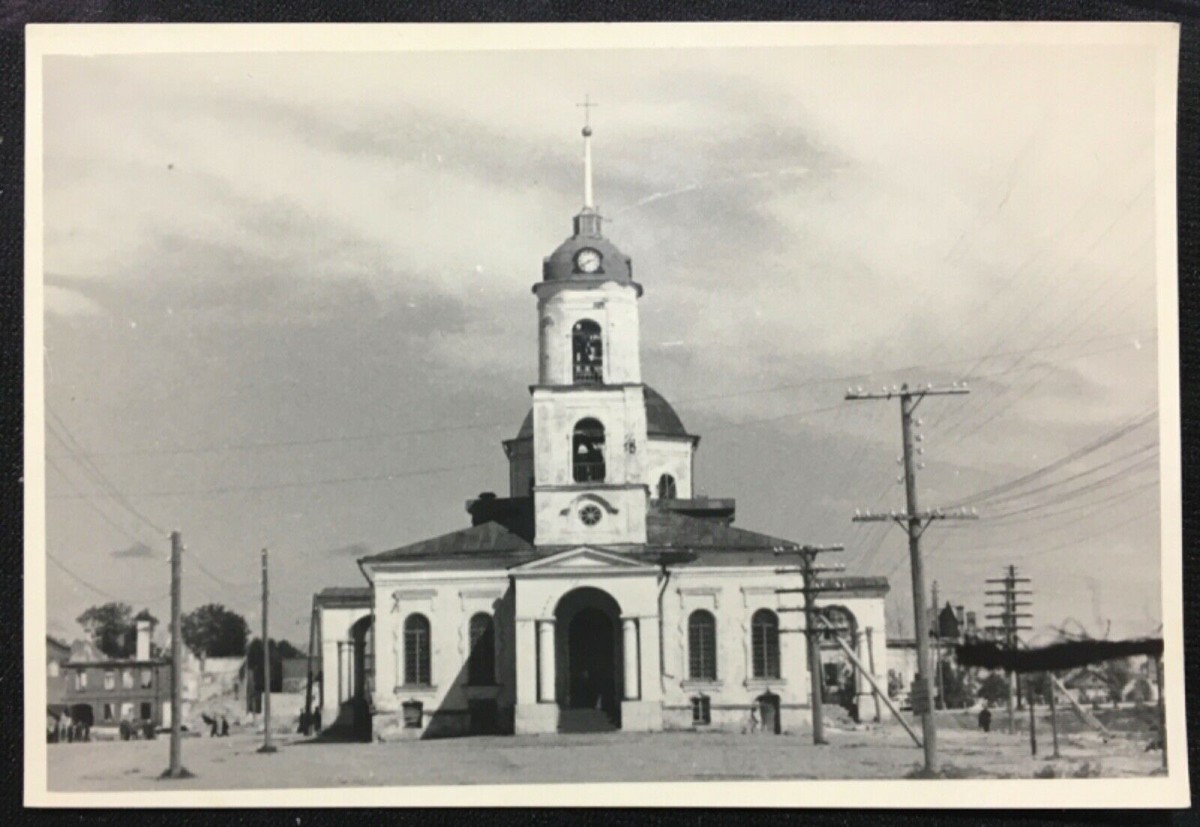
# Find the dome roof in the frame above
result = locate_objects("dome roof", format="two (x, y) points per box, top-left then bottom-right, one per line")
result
(515, 385), (690, 441)
(541, 210), (635, 286)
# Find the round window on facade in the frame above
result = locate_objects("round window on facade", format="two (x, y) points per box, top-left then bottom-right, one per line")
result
(579, 504), (603, 526)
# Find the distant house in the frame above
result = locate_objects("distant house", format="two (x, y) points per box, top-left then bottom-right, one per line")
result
(47, 636), (71, 710)
(61, 618), (173, 729)
(1063, 667), (1109, 705)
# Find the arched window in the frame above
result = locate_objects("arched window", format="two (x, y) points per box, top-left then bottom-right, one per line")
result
(688, 610), (717, 681)
(572, 319), (603, 384)
(467, 613), (496, 686)
(404, 614), (432, 686)
(573, 418), (606, 482)
(751, 609), (781, 679)
(656, 473), (677, 499)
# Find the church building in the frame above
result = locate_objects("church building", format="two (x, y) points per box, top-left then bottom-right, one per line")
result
(312, 116), (889, 740)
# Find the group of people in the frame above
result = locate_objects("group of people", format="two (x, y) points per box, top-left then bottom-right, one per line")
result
(47, 712), (89, 743)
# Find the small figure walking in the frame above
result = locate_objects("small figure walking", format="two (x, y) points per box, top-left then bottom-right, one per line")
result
(220, 715), (230, 737)
(978, 703), (993, 733)
(747, 705), (760, 734)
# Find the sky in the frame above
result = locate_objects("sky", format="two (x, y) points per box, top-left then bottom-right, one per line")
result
(38, 41), (1166, 648)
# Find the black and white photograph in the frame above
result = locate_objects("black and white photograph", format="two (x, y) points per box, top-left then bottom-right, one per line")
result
(23, 22), (1186, 807)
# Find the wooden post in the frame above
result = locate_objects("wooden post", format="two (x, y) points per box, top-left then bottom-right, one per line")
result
(803, 556), (827, 746)
(1028, 686), (1037, 756)
(1155, 655), (1167, 771)
(1048, 671), (1060, 759)
(821, 617), (922, 749)
(258, 548), (277, 754)
(161, 531), (190, 778)
(865, 626), (882, 723)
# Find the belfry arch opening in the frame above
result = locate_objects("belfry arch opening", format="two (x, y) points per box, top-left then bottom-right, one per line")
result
(572, 319), (603, 384)
(656, 473), (677, 499)
(573, 418), (606, 482)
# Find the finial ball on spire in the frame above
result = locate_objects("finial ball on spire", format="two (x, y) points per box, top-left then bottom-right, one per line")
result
(582, 125), (593, 137)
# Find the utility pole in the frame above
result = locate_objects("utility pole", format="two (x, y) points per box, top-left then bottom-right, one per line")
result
(161, 530), (190, 779)
(865, 626), (882, 723)
(258, 548), (277, 754)
(1048, 670), (1060, 759)
(985, 565), (1032, 734)
(847, 381), (976, 775)
(775, 544), (844, 745)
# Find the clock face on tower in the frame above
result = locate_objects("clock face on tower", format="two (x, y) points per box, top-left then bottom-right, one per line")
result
(575, 247), (602, 274)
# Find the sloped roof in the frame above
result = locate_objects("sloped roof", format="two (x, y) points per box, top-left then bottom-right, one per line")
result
(363, 504), (818, 571)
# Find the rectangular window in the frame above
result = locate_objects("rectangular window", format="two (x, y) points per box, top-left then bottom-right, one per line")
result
(140, 702), (152, 720)
(140, 669), (153, 689)
(121, 702), (134, 720)
(691, 696), (711, 725)
(122, 670), (134, 690)
(103, 670), (115, 690)
(77, 670), (88, 690)
(102, 703), (113, 722)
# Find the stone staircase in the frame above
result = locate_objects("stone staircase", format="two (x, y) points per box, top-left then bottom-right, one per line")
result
(557, 708), (617, 733)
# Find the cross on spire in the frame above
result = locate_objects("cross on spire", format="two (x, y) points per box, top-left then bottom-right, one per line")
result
(577, 94), (598, 210)
(577, 93), (598, 130)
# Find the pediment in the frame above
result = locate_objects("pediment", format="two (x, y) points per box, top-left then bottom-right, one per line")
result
(509, 546), (657, 575)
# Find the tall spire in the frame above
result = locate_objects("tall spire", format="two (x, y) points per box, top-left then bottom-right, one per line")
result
(577, 94), (597, 210)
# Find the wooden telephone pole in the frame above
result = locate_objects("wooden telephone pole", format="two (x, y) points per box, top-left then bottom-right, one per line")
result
(847, 382), (976, 775)
(161, 530), (190, 779)
(258, 548), (277, 754)
(985, 565), (1032, 734)
(775, 544), (844, 745)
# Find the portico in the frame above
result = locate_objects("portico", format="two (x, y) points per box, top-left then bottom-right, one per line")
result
(510, 547), (663, 734)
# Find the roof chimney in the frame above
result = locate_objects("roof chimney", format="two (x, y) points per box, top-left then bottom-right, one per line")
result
(136, 618), (153, 661)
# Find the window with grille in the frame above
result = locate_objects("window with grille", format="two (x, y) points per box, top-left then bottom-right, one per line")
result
(688, 610), (717, 681)
(467, 613), (496, 686)
(691, 695), (711, 725)
(572, 319), (603, 384)
(751, 609), (781, 679)
(404, 614), (432, 686)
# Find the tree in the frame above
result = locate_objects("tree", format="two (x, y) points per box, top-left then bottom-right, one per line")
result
(77, 602), (134, 658)
(1023, 672), (1054, 706)
(181, 604), (250, 658)
(937, 662), (973, 709)
(276, 639), (304, 659)
(246, 638), (299, 694)
(77, 603), (162, 658)
(978, 672), (1011, 705)
(1099, 658), (1133, 708)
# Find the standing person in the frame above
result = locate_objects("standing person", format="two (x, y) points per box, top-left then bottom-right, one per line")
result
(62, 712), (73, 743)
(978, 702), (992, 733)
(220, 715), (229, 737)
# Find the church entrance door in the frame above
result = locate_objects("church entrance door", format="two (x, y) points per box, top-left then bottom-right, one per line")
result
(567, 607), (617, 717)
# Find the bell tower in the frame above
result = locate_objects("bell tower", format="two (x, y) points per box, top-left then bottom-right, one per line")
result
(528, 100), (649, 547)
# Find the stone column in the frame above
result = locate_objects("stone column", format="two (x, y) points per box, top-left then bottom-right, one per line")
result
(538, 619), (556, 704)
(622, 617), (640, 701)
(336, 641), (347, 704)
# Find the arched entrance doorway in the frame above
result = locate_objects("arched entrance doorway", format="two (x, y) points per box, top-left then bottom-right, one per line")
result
(555, 587), (622, 731)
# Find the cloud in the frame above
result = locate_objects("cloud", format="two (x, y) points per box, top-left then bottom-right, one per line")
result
(325, 542), (371, 559)
(111, 542), (155, 559)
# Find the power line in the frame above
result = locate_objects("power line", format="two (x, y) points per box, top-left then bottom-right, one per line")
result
(45, 327), (1153, 461)
(946, 408), (1157, 508)
(47, 406), (168, 535)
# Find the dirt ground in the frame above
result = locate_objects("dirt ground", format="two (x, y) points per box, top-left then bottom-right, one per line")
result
(46, 714), (1166, 792)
